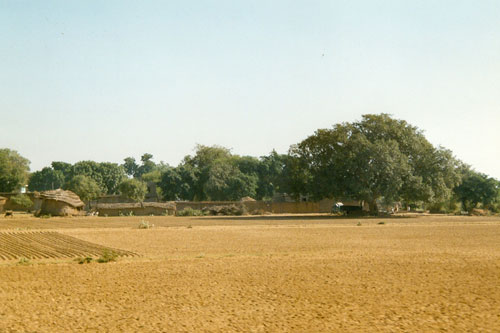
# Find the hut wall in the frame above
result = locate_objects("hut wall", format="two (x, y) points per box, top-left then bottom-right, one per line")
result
(0, 198), (6, 213)
(40, 200), (82, 216)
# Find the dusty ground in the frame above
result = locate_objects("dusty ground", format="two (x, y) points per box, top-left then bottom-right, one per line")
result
(0, 214), (499, 332)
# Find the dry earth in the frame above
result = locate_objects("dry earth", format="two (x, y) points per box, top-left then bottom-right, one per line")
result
(0, 214), (499, 332)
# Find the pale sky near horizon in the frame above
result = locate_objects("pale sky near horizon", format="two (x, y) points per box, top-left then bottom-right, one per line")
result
(1, 1), (499, 178)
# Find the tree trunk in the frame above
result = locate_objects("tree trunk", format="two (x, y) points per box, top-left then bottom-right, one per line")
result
(368, 199), (378, 215)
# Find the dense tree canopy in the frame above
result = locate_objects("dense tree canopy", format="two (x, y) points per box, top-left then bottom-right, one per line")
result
(454, 168), (499, 211)
(158, 145), (281, 201)
(290, 114), (461, 211)
(118, 178), (147, 202)
(10, 113), (500, 214)
(0, 149), (30, 192)
(65, 175), (102, 202)
(28, 167), (65, 192)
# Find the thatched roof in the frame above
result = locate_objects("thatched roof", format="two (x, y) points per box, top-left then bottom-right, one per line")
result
(97, 202), (176, 210)
(39, 189), (85, 208)
(0, 196), (6, 202)
(241, 196), (256, 202)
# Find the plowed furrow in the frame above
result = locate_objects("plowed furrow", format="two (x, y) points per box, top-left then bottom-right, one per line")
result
(19, 232), (93, 258)
(0, 231), (137, 261)
(0, 234), (51, 259)
(6, 233), (65, 259)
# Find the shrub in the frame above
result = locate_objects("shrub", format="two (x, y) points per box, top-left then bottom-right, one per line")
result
(202, 204), (247, 216)
(18, 257), (31, 265)
(97, 249), (118, 263)
(138, 220), (154, 229)
(176, 207), (205, 216)
(10, 194), (33, 210)
(75, 257), (93, 264)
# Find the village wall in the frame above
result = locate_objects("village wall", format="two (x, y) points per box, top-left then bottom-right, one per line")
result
(176, 199), (336, 214)
(0, 192), (37, 211)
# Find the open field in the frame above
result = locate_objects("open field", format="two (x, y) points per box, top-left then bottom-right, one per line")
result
(0, 214), (499, 332)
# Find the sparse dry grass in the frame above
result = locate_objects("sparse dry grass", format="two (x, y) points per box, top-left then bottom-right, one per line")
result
(0, 214), (499, 331)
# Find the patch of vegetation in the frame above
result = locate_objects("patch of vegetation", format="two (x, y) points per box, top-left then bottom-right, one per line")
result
(75, 256), (93, 264)
(176, 207), (205, 216)
(377, 221), (385, 225)
(10, 194), (33, 210)
(40, 214), (52, 219)
(138, 220), (154, 229)
(202, 204), (247, 216)
(356, 221), (362, 226)
(18, 257), (31, 265)
(97, 249), (119, 263)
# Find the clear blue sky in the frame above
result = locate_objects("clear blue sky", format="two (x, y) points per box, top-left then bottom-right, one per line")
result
(1, 1), (499, 178)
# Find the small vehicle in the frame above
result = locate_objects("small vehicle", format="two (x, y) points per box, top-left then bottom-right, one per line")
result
(332, 202), (363, 215)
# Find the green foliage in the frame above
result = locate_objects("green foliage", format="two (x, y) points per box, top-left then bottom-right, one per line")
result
(65, 175), (102, 202)
(10, 194), (33, 209)
(18, 257), (31, 265)
(75, 256), (93, 264)
(159, 165), (197, 201)
(28, 167), (65, 191)
(454, 168), (499, 211)
(97, 249), (118, 263)
(204, 159), (258, 201)
(51, 161), (72, 179)
(291, 114), (461, 212)
(202, 204), (247, 216)
(0, 149), (30, 192)
(96, 162), (126, 195)
(69, 161), (125, 195)
(176, 207), (205, 216)
(123, 157), (139, 177)
(255, 151), (290, 200)
(138, 220), (154, 229)
(118, 178), (147, 202)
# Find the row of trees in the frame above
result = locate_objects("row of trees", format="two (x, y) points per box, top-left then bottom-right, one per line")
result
(1, 114), (499, 212)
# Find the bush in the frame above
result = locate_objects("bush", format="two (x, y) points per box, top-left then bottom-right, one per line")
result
(176, 207), (205, 216)
(138, 220), (154, 229)
(75, 257), (93, 264)
(202, 204), (247, 216)
(18, 257), (31, 265)
(9, 194), (33, 210)
(97, 249), (118, 263)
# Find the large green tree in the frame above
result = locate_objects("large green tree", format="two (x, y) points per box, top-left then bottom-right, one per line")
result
(0, 149), (30, 192)
(454, 168), (499, 211)
(118, 178), (147, 202)
(65, 175), (101, 202)
(291, 114), (461, 212)
(204, 158), (258, 201)
(28, 167), (65, 191)
(69, 161), (125, 194)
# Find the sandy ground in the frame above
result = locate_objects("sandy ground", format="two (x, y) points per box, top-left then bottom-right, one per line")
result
(0, 214), (499, 332)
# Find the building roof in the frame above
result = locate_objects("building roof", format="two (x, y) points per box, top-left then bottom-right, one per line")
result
(39, 189), (85, 208)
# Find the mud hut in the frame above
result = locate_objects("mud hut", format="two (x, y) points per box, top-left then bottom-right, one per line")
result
(96, 201), (176, 216)
(0, 196), (6, 213)
(37, 189), (85, 216)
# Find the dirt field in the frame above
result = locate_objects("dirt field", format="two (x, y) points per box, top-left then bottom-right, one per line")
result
(0, 214), (499, 332)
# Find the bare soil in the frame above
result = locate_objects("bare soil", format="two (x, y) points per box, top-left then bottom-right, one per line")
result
(0, 214), (499, 332)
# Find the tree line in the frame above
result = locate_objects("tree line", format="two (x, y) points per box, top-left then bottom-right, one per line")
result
(1, 114), (499, 213)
